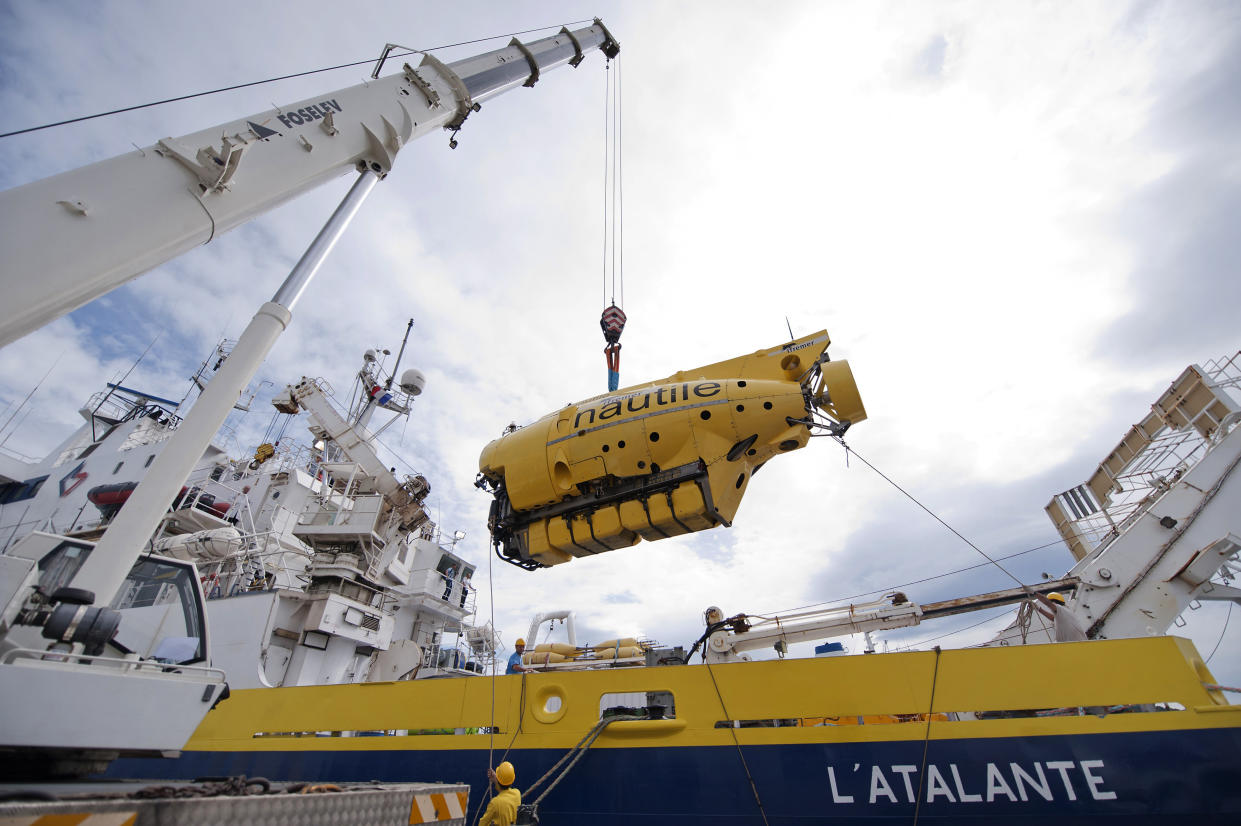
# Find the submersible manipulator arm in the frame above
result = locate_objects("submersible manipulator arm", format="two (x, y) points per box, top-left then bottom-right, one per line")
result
(22, 22), (618, 614)
(0, 21), (619, 348)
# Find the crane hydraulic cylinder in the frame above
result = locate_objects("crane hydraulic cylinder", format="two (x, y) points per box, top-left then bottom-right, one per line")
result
(478, 330), (865, 568)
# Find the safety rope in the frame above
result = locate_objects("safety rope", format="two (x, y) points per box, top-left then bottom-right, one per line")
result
(470, 671), (529, 826)
(704, 661), (771, 826)
(521, 713), (647, 811)
(831, 437), (1033, 595)
(912, 646), (942, 825)
(1207, 602), (1234, 663)
(486, 516), (497, 793)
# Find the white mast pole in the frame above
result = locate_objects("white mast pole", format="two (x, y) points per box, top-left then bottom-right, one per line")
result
(70, 169), (379, 606)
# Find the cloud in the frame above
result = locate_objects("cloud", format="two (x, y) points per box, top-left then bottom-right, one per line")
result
(602, 590), (639, 604)
(910, 34), (951, 80)
(1097, 21), (1241, 367)
(2, 0), (1239, 690)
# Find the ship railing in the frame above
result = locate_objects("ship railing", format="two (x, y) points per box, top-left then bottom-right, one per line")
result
(0, 517), (37, 554)
(1050, 358), (1241, 559)
(305, 571), (395, 613)
(414, 568), (477, 612)
(422, 639), (487, 675)
(0, 443), (42, 464)
(241, 440), (320, 479)
(1202, 350), (1241, 390)
(3, 647), (227, 681)
(117, 401), (182, 430)
(84, 389), (142, 423)
(19, 507), (122, 542)
(1078, 423), (1211, 556)
(272, 442), (318, 476)
(78, 389), (182, 433)
(210, 421), (245, 458)
(195, 530), (311, 598)
(523, 654), (646, 672)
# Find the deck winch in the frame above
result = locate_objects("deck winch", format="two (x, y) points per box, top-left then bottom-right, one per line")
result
(478, 330), (866, 568)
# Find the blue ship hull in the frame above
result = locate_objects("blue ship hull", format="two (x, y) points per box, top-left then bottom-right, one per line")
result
(112, 725), (1241, 823)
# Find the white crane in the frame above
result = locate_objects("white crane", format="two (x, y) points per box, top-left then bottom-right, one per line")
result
(0, 20), (619, 774)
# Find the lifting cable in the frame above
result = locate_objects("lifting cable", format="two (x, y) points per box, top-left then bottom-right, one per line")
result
(599, 55), (627, 391)
(0, 21), (595, 140)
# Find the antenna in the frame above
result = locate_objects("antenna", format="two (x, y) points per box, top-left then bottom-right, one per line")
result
(91, 335), (160, 441)
(0, 351), (64, 442)
(785, 317), (795, 340)
(385, 318), (415, 390)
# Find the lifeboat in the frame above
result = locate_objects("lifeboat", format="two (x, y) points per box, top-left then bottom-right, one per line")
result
(87, 482), (231, 521)
(86, 482), (139, 520)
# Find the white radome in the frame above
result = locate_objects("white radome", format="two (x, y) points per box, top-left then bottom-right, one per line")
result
(400, 368), (426, 396)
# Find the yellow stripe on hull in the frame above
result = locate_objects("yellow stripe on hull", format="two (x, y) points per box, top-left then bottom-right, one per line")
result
(188, 636), (1241, 756)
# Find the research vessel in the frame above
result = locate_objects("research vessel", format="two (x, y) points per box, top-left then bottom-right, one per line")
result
(1, 17), (1240, 825)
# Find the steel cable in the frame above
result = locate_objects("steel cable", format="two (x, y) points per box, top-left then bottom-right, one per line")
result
(0, 21), (595, 139)
(757, 531), (1107, 619)
(831, 437), (1033, 593)
(1207, 601), (1234, 663)
(911, 647), (942, 825)
(704, 661), (771, 826)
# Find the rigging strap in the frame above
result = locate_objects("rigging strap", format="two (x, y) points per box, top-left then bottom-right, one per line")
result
(517, 712), (649, 823)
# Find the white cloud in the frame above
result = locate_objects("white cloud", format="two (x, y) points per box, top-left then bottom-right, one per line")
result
(1, 1), (1239, 687)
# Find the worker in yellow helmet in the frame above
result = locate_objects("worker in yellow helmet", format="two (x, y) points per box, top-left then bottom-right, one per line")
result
(506, 638), (527, 674)
(480, 761), (521, 826)
(1033, 591), (1088, 642)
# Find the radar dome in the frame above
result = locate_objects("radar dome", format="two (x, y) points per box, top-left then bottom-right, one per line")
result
(400, 368), (426, 396)
(364, 349), (378, 363)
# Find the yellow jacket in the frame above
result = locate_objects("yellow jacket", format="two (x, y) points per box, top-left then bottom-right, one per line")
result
(480, 787), (522, 826)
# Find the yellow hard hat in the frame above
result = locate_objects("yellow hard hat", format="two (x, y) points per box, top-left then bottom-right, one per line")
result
(1047, 592), (1066, 605)
(495, 761), (515, 786)
(515, 638), (526, 647)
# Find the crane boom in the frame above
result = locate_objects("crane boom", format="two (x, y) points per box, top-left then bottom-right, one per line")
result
(0, 22), (619, 347)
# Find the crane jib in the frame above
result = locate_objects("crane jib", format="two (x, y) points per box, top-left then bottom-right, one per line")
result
(275, 100), (343, 129)
(0, 19), (619, 349)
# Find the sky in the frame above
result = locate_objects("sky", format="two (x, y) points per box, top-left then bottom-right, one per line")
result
(1, 1), (1239, 685)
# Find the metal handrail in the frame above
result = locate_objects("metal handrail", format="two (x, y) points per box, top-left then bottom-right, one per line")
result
(3, 647), (227, 680)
